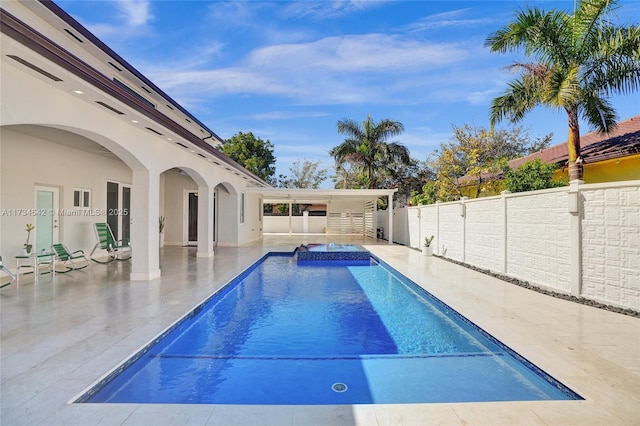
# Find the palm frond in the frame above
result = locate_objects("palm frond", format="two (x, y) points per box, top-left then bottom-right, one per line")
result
(573, 0), (618, 48)
(579, 93), (617, 133)
(490, 76), (543, 127)
(336, 118), (364, 141)
(544, 65), (581, 107)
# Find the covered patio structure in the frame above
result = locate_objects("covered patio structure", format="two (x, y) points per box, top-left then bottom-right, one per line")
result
(248, 188), (398, 242)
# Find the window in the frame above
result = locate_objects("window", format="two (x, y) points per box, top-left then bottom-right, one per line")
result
(240, 193), (245, 224)
(73, 188), (91, 208)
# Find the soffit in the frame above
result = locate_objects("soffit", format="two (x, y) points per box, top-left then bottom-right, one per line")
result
(6, 125), (119, 161)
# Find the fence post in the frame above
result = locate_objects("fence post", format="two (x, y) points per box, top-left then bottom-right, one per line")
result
(569, 180), (584, 297)
(417, 207), (422, 250)
(460, 197), (467, 263)
(435, 201), (440, 255)
(501, 190), (511, 275)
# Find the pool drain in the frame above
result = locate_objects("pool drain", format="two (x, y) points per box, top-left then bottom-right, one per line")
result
(332, 382), (348, 393)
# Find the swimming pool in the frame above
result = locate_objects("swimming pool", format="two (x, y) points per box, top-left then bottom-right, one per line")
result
(78, 252), (581, 405)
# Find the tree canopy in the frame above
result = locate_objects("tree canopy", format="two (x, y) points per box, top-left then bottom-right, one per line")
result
(485, 0), (640, 181)
(330, 115), (411, 189)
(425, 124), (552, 201)
(221, 132), (276, 183)
(276, 159), (328, 189)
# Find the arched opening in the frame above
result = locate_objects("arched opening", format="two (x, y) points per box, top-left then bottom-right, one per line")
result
(0, 124), (142, 257)
(159, 167), (209, 247)
(214, 182), (238, 246)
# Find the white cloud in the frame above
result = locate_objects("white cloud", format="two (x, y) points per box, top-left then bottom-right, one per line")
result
(283, 1), (384, 19)
(72, 0), (154, 43)
(115, 0), (152, 27)
(251, 111), (330, 120)
(149, 32), (479, 107)
(247, 34), (467, 72)
(403, 8), (498, 32)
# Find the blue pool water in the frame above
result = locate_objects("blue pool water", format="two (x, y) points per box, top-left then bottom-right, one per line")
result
(80, 254), (581, 405)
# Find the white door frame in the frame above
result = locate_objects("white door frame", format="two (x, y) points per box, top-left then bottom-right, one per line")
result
(34, 185), (60, 253)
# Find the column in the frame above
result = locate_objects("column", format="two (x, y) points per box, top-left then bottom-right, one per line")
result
(197, 186), (214, 258)
(569, 180), (584, 297)
(501, 190), (511, 274)
(130, 168), (161, 281)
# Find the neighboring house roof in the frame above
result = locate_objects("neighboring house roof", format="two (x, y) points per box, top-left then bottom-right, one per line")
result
(509, 115), (640, 169)
(454, 115), (640, 187)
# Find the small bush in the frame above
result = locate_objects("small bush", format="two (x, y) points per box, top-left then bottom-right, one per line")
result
(504, 159), (567, 193)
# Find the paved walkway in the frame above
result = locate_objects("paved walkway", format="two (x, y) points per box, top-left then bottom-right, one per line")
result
(1, 236), (638, 425)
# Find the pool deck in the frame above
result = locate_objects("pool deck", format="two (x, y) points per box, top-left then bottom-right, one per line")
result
(1, 235), (638, 425)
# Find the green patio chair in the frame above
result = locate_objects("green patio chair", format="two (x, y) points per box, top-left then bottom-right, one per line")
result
(52, 243), (89, 271)
(90, 223), (131, 264)
(0, 256), (17, 287)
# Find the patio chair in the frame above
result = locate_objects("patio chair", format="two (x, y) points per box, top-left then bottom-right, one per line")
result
(52, 243), (90, 271)
(90, 223), (132, 263)
(0, 256), (17, 287)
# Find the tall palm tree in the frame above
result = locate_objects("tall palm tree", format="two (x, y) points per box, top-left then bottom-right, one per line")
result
(330, 115), (409, 189)
(485, 0), (640, 181)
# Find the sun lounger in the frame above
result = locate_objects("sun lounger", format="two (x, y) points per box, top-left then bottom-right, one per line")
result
(90, 223), (131, 263)
(52, 243), (90, 271)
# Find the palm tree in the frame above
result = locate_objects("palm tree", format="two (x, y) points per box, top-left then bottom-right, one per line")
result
(330, 115), (410, 189)
(485, 0), (640, 181)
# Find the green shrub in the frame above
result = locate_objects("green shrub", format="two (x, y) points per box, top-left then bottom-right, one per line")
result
(504, 159), (567, 193)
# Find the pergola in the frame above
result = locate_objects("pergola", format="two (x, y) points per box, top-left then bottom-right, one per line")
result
(246, 188), (398, 244)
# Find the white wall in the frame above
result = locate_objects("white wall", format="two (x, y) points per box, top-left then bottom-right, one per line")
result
(0, 127), (131, 256)
(384, 181), (640, 312)
(263, 215), (327, 234)
(238, 191), (264, 245)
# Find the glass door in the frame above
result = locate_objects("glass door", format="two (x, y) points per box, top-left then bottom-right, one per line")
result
(187, 191), (198, 245)
(34, 186), (59, 253)
(107, 181), (131, 244)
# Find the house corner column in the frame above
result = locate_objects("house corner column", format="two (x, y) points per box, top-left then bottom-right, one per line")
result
(197, 186), (214, 258)
(130, 169), (161, 281)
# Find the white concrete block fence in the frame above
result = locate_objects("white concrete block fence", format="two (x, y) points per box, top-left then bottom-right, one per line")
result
(379, 180), (640, 312)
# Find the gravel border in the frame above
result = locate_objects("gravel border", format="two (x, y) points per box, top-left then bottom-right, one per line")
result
(432, 254), (639, 318)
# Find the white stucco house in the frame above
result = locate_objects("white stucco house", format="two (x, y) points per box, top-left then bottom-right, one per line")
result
(1, 0), (395, 281)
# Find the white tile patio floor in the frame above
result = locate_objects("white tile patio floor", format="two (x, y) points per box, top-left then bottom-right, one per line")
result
(1, 235), (638, 425)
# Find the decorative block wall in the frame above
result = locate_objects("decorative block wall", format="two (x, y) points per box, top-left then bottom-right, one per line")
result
(581, 184), (640, 308)
(390, 180), (640, 312)
(506, 189), (571, 293)
(465, 198), (503, 273)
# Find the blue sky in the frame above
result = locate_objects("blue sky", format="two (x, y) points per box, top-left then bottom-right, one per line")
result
(57, 0), (639, 187)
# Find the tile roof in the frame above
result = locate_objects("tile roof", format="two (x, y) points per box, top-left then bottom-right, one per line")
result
(509, 115), (640, 168)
